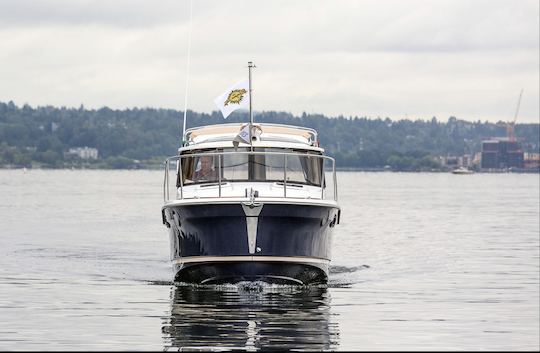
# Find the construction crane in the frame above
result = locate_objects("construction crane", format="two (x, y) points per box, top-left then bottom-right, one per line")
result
(507, 88), (523, 142)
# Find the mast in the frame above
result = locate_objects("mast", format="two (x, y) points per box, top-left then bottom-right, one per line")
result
(248, 61), (255, 149)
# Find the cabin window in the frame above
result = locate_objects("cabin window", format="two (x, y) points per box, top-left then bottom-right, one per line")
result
(178, 148), (323, 186)
(253, 148), (323, 186)
(178, 148), (249, 185)
(222, 152), (249, 181)
(178, 149), (220, 185)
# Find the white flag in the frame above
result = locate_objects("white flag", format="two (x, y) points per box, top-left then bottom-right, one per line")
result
(214, 79), (250, 119)
(233, 124), (262, 149)
(233, 124), (251, 146)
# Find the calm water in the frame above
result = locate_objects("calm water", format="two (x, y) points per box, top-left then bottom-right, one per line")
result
(0, 170), (538, 351)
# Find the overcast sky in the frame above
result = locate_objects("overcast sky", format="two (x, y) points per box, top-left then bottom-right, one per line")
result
(0, 0), (538, 123)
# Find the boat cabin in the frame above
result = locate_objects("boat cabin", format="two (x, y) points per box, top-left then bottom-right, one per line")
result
(163, 123), (337, 201)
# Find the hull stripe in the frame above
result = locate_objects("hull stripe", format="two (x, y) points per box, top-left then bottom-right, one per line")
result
(173, 255), (330, 265)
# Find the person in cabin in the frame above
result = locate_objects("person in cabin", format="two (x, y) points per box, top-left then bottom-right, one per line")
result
(193, 155), (218, 181)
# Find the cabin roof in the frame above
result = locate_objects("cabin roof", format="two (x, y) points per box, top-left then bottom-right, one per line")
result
(184, 123), (318, 145)
(188, 124), (313, 139)
(180, 123), (322, 153)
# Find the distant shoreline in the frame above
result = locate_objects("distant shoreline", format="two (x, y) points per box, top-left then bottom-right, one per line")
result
(2, 166), (538, 174)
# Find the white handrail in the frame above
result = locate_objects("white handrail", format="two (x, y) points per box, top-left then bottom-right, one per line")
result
(163, 150), (337, 203)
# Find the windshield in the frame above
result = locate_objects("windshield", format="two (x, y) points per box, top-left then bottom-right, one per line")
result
(177, 148), (323, 186)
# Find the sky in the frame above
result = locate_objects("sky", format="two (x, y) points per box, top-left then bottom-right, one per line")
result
(0, 0), (538, 123)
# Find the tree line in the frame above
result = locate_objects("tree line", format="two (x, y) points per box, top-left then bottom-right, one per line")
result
(0, 101), (538, 170)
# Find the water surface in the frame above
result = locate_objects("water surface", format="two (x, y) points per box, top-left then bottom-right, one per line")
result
(0, 170), (538, 350)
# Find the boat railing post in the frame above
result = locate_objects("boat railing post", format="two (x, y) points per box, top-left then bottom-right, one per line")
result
(321, 157), (325, 200)
(283, 154), (287, 198)
(178, 156), (184, 200)
(164, 159), (169, 202)
(168, 158), (171, 201)
(333, 158), (337, 202)
(218, 153), (222, 198)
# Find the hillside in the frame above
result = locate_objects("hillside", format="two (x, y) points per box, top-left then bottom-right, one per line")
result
(0, 101), (538, 170)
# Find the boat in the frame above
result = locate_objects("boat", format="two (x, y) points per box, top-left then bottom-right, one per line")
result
(161, 62), (340, 285)
(161, 122), (340, 285)
(451, 166), (474, 174)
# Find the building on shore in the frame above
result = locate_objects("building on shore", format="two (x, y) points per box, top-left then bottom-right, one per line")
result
(66, 147), (99, 160)
(524, 153), (540, 170)
(436, 154), (473, 169)
(481, 139), (524, 169)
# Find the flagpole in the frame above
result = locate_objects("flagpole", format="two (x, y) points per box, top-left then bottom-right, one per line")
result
(248, 61), (255, 149)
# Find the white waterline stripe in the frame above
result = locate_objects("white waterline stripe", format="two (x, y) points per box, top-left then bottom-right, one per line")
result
(172, 256), (330, 265)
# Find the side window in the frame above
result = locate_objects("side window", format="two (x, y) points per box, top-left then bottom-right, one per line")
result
(178, 155), (196, 185)
(301, 154), (323, 186)
(285, 155), (305, 184)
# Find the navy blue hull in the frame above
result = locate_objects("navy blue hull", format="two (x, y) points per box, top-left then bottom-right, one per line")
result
(162, 202), (339, 285)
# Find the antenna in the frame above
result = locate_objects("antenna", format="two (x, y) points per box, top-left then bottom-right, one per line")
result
(181, 0), (193, 143)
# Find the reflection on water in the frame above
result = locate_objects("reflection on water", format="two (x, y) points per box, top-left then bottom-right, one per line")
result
(162, 282), (340, 351)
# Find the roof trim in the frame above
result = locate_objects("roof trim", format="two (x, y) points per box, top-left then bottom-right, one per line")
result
(178, 140), (324, 153)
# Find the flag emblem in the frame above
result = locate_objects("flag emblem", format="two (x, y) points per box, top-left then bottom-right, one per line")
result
(214, 79), (250, 119)
(224, 89), (247, 106)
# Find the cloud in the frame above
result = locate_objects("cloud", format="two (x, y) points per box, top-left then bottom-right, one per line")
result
(0, 0), (190, 28)
(0, 0), (538, 122)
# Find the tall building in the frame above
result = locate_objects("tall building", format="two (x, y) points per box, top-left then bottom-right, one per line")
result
(481, 140), (524, 169)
